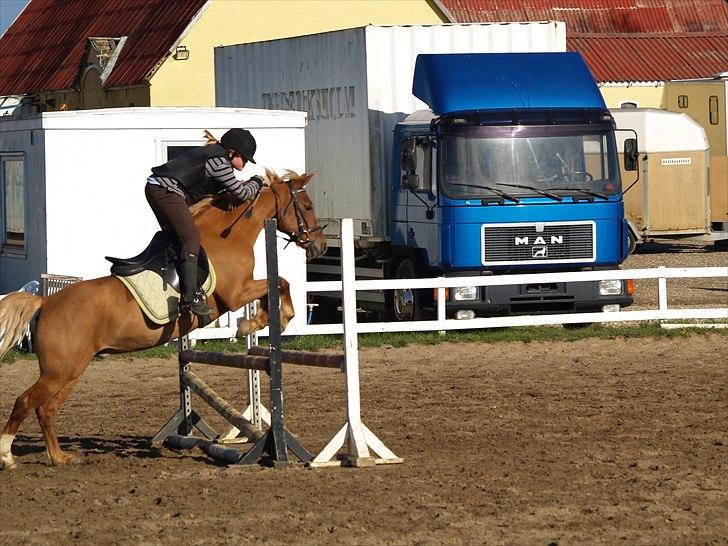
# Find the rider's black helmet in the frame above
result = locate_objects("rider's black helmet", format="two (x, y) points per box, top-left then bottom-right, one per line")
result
(221, 128), (257, 164)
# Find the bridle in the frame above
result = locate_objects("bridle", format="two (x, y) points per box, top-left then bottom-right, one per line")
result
(271, 179), (325, 250)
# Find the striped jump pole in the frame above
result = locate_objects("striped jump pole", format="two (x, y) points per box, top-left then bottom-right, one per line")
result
(153, 219), (314, 466)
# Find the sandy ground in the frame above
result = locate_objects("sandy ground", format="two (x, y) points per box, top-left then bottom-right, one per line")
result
(1, 334), (726, 545)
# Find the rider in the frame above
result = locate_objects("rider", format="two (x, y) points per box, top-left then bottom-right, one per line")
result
(145, 128), (265, 317)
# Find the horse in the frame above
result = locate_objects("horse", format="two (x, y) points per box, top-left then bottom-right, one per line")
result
(0, 170), (326, 468)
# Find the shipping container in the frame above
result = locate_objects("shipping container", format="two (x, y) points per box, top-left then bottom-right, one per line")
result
(215, 23), (566, 241)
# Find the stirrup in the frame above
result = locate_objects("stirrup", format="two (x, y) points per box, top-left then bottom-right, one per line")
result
(191, 300), (213, 317)
(179, 299), (213, 317)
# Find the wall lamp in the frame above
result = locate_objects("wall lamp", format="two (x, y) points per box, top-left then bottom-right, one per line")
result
(173, 45), (189, 61)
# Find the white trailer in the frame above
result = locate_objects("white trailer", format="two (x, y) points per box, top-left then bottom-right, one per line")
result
(214, 23), (566, 243)
(0, 107), (310, 332)
(612, 107), (727, 247)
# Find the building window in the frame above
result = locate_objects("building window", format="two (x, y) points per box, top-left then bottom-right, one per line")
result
(620, 101), (638, 109)
(677, 95), (688, 108)
(709, 95), (719, 125)
(1, 154), (25, 253)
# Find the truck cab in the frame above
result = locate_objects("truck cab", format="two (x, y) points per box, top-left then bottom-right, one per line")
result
(389, 53), (635, 319)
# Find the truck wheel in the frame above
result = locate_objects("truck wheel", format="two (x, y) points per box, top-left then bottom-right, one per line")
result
(627, 229), (637, 255)
(387, 258), (423, 321)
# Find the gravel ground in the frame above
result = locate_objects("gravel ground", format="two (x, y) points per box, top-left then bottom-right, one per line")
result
(622, 239), (727, 311)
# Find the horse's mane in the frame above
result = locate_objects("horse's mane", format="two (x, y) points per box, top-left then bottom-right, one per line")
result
(190, 169), (303, 218)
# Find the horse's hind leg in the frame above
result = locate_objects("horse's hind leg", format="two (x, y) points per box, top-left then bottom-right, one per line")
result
(1, 374), (70, 469)
(35, 378), (80, 465)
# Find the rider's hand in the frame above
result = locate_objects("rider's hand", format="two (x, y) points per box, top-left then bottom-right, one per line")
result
(249, 175), (269, 188)
(260, 175), (272, 188)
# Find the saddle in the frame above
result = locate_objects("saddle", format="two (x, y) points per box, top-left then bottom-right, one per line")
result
(105, 231), (211, 293)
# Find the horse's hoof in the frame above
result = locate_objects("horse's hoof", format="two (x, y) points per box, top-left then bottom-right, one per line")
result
(1, 459), (19, 470)
(236, 320), (258, 337)
(49, 452), (80, 466)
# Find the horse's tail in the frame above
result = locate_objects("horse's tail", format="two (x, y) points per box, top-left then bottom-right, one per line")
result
(0, 292), (42, 358)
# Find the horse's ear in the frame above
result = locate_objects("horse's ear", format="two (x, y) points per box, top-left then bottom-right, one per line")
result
(300, 173), (314, 186)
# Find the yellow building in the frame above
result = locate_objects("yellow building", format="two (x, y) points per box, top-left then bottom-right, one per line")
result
(598, 83), (666, 109)
(153, 0), (446, 107)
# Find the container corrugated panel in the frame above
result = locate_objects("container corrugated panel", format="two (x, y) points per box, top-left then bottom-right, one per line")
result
(215, 23), (565, 240)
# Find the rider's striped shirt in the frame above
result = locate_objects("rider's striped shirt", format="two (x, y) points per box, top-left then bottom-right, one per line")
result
(149, 156), (261, 202)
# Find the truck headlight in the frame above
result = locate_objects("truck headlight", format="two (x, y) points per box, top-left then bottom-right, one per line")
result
(599, 279), (623, 296)
(454, 285), (478, 301)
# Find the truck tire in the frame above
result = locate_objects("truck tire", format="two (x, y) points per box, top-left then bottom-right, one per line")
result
(627, 229), (637, 255)
(386, 258), (424, 321)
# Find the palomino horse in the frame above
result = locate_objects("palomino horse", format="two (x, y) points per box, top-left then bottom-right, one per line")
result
(0, 171), (326, 468)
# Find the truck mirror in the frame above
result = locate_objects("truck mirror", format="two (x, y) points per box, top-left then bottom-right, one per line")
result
(402, 173), (420, 189)
(623, 138), (638, 171)
(401, 138), (416, 172)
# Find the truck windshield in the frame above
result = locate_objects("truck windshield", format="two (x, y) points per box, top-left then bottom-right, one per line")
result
(440, 126), (621, 200)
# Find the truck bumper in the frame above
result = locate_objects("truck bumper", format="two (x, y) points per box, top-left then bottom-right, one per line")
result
(441, 280), (634, 317)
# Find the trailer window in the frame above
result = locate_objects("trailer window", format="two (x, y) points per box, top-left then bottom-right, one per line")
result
(166, 145), (198, 161)
(709, 96), (719, 125)
(159, 141), (205, 164)
(1, 154), (25, 254)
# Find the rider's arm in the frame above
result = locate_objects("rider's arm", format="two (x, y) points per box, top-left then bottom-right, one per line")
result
(206, 156), (262, 201)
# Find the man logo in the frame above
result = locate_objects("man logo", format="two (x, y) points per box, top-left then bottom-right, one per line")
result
(532, 247), (548, 258)
(515, 235), (564, 245)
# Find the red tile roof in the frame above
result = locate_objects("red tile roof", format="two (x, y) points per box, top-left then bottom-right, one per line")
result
(437, 0), (728, 33)
(437, 0), (728, 82)
(569, 33), (728, 82)
(0, 0), (207, 95)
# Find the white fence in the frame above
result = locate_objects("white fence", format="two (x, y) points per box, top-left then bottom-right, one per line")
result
(194, 219), (728, 340)
(1, 219), (726, 349)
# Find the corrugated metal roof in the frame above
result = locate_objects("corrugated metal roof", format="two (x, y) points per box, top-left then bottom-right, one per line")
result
(437, 0), (728, 81)
(0, 0), (207, 95)
(568, 33), (728, 82)
(438, 0), (728, 33)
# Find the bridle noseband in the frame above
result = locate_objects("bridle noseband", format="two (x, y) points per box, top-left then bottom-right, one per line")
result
(272, 179), (325, 250)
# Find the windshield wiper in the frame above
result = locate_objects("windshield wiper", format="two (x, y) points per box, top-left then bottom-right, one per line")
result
(448, 182), (520, 203)
(550, 187), (609, 200)
(495, 183), (562, 202)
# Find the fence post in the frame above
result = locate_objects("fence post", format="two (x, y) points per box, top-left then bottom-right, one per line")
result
(658, 266), (668, 317)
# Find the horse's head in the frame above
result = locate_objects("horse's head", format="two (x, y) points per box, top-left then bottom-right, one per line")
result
(267, 170), (327, 260)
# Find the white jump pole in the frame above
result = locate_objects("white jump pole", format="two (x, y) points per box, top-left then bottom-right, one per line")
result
(310, 219), (402, 467)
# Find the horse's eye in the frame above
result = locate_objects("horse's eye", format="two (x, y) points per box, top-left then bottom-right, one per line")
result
(305, 205), (313, 211)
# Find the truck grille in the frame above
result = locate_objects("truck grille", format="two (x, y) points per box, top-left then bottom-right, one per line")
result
(482, 221), (595, 265)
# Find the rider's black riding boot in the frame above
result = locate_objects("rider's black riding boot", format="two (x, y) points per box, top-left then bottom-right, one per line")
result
(178, 253), (213, 317)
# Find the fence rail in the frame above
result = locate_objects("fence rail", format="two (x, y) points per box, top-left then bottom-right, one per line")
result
(193, 221), (727, 339)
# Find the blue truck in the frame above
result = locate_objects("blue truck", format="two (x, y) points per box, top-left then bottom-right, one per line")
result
(214, 25), (637, 320)
(388, 51), (636, 319)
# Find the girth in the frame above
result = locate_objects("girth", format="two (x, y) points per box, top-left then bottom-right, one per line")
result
(105, 231), (211, 293)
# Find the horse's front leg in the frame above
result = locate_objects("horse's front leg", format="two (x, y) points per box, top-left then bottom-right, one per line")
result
(236, 277), (295, 337)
